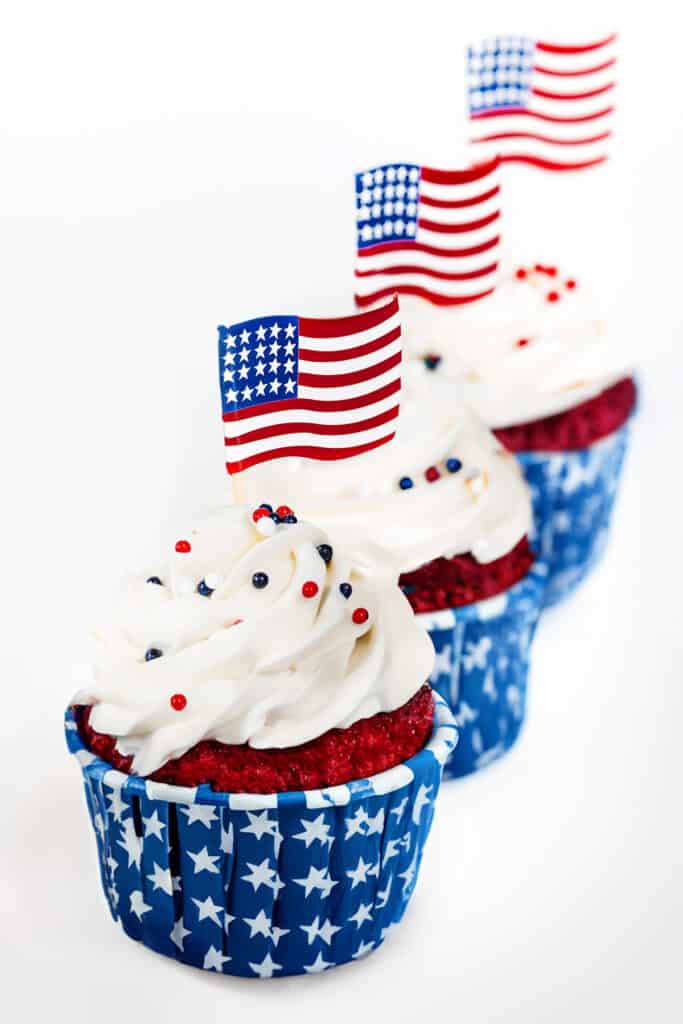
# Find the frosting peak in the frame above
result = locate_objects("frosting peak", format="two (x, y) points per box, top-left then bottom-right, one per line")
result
(73, 507), (434, 775)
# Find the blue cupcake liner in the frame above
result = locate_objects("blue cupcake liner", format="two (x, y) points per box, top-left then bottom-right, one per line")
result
(65, 694), (456, 978)
(415, 561), (546, 779)
(517, 420), (631, 608)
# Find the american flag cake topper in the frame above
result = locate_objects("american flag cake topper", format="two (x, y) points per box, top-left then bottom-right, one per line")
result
(354, 159), (502, 308)
(218, 299), (402, 474)
(467, 32), (616, 172)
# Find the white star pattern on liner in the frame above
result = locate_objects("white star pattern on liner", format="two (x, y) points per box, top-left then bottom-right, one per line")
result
(170, 917), (191, 951)
(220, 821), (234, 854)
(399, 851), (418, 897)
(187, 846), (220, 875)
(223, 911), (236, 934)
(129, 890), (152, 920)
(203, 946), (231, 971)
(172, 875), (182, 892)
(147, 862), (173, 895)
(293, 865), (338, 898)
(412, 784), (433, 826)
(117, 820), (142, 869)
(346, 855), (379, 889)
(390, 797), (409, 821)
(191, 895), (223, 926)
(240, 810), (282, 853)
(105, 785), (128, 823)
(300, 915), (342, 946)
(365, 809), (385, 836)
(430, 645), (452, 681)
(349, 902), (373, 929)
(243, 909), (273, 939)
(249, 953), (282, 979)
(482, 669), (498, 701)
(345, 807), (370, 839)
(304, 952), (333, 974)
(293, 813), (334, 848)
(93, 812), (104, 838)
(180, 804), (218, 829)
(106, 854), (118, 876)
(463, 635), (493, 672)
(352, 940), (375, 960)
(107, 884), (119, 908)
(455, 701), (479, 727)
(376, 877), (392, 909)
(142, 808), (166, 840)
(242, 858), (280, 894)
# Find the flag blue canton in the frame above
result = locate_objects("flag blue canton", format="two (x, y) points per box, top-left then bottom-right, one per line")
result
(219, 317), (300, 416)
(355, 164), (421, 249)
(467, 36), (535, 113)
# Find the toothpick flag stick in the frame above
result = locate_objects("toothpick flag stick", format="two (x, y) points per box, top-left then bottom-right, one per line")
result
(217, 298), (402, 490)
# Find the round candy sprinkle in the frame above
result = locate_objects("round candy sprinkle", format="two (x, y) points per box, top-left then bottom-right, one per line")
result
(276, 505), (293, 518)
(545, 265), (557, 277)
(255, 517), (276, 538)
(252, 507), (271, 523)
(565, 278), (576, 289)
(302, 580), (319, 598)
(146, 576), (163, 586)
(252, 572), (269, 589)
(204, 573), (221, 590)
(259, 502), (273, 512)
(446, 458), (462, 473)
(339, 582), (352, 599)
(424, 353), (442, 371)
(399, 476), (413, 490)
(516, 338), (529, 348)
(317, 543), (333, 564)
(175, 540), (191, 553)
(425, 466), (440, 483)
(515, 267), (527, 279)
(170, 693), (187, 711)
(197, 579), (214, 597)
(546, 290), (559, 303)
(352, 607), (369, 625)
(145, 648), (163, 661)
(232, 618), (244, 625)
(282, 514), (298, 524)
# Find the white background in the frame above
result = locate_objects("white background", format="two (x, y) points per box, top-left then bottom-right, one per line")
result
(2, 2), (682, 1022)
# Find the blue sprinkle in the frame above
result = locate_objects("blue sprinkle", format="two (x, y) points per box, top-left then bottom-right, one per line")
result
(146, 576), (163, 586)
(399, 476), (414, 490)
(317, 543), (333, 564)
(270, 513), (282, 523)
(145, 648), (163, 661)
(282, 514), (298, 524)
(197, 580), (214, 597)
(446, 458), (462, 473)
(259, 502), (273, 512)
(252, 572), (269, 589)
(339, 582), (352, 599)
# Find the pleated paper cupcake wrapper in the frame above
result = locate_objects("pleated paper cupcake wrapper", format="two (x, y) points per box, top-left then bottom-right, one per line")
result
(416, 561), (546, 779)
(65, 694), (456, 978)
(517, 420), (631, 609)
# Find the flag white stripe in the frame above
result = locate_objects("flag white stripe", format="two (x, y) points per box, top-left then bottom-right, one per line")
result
(298, 363), (400, 402)
(470, 111), (613, 142)
(418, 173), (499, 203)
(415, 221), (500, 249)
(225, 421), (398, 464)
(470, 135), (609, 165)
(354, 269), (499, 299)
(223, 392), (400, 433)
(298, 337), (401, 376)
(416, 194), (500, 226)
(356, 245), (499, 275)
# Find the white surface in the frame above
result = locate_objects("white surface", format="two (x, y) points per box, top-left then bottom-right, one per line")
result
(2, 3), (682, 1022)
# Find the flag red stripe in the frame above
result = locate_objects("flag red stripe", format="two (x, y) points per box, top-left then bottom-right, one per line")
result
(418, 184), (500, 209)
(536, 34), (616, 55)
(357, 234), (501, 260)
(355, 261), (498, 282)
(299, 296), (398, 338)
(470, 105), (614, 125)
(224, 406), (399, 446)
(298, 351), (401, 388)
(417, 210), (500, 234)
(298, 324), (400, 362)
(496, 154), (607, 171)
(472, 129), (611, 147)
(531, 82), (614, 101)
(223, 379), (401, 422)
(420, 158), (499, 185)
(226, 433), (397, 473)
(355, 285), (495, 307)
(533, 57), (616, 77)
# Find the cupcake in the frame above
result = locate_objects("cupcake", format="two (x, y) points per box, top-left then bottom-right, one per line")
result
(66, 505), (456, 977)
(238, 360), (546, 778)
(400, 263), (637, 607)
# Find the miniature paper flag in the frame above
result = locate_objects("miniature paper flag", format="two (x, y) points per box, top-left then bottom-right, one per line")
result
(218, 299), (401, 474)
(467, 33), (616, 171)
(354, 159), (501, 308)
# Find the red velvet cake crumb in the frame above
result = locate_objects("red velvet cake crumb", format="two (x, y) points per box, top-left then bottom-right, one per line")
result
(400, 537), (535, 614)
(493, 376), (636, 454)
(78, 685), (435, 794)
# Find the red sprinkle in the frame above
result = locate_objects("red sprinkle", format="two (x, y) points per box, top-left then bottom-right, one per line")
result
(175, 540), (191, 553)
(252, 508), (271, 523)
(546, 290), (560, 303)
(352, 607), (369, 625)
(276, 505), (293, 518)
(301, 580), (319, 599)
(170, 693), (187, 711)
(515, 267), (527, 279)
(546, 265), (557, 276)
(424, 466), (440, 482)
(565, 278), (576, 289)
(232, 618), (243, 625)
(516, 338), (530, 348)
(534, 263), (544, 272)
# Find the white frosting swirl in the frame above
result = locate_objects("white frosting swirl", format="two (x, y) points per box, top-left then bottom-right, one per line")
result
(73, 508), (434, 776)
(238, 359), (532, 572)
(396, 264), (631, 428)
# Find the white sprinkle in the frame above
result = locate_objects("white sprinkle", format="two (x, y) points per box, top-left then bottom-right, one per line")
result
(204, 573), (222, 590)
(255, 517), (276, 537)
